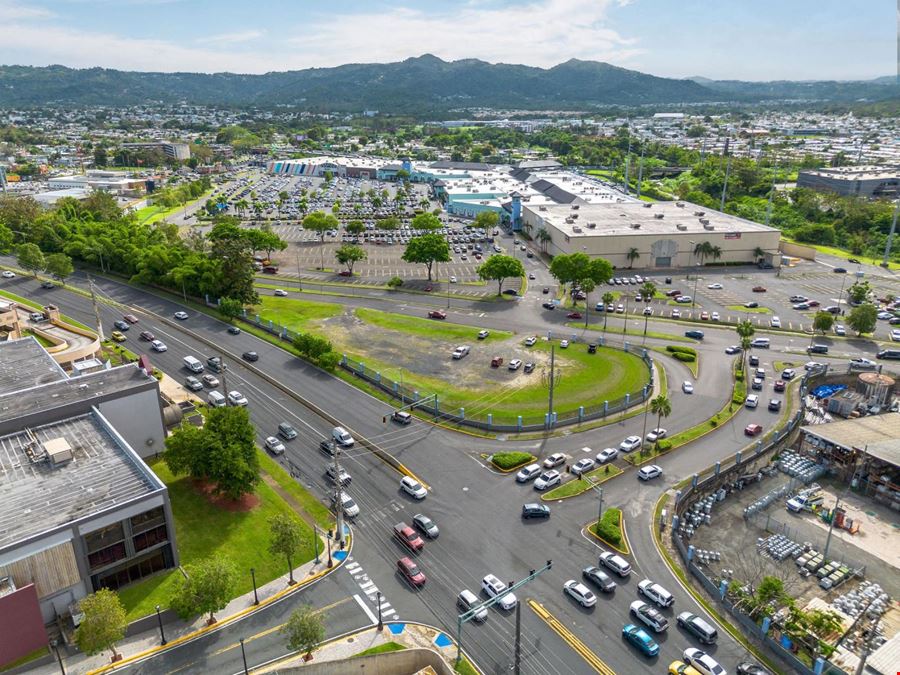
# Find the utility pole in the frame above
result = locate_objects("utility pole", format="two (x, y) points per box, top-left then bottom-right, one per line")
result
(514, 600), (522, 675)
(636, 144), (645, 200)
(296, 252), (302, 291)
(332, 439), (345, 549)
(88, 276), (105, 341)
(854, 614), (880, 675)
(219, 354), (228, 394)
(765, 161), (778, 227)
(720, 154), (732, 212)
(547, 345), (556, 422)
(881, 199), (900, 268)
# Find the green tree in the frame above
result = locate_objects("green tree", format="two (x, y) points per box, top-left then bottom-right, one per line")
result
(477, 254), (524, 295)
(847, 302), (877, 336)
(302, 211), (339, 270)
(170, 556), (238, 624)
(44, 252), (74, 283)
(218, 297), (244, 321)
(640, 281), (657, 336)
(207, 221), (259, 305)
(386, 276), (403, 288)
(282, 604), (326, 660)
(601, 291), (614, 331)
(0, 223), (13, 254)
(334, 244), (367, 276)
(410, 212), (442, 231)
(812, 311), (835, 335)
(736, 319), (755, 373)
(292, 333), (334, 362)
(626, 247), (640, 269)
(401, 233), (450, 281)
(345, 220), (365, 236)
(536, 227), (552, 253)
(474, 211), (499, 239)
(269, 513), (306, 585)
(74, 589), (127, 661)
(648, 394), (672, 453)
(549, 252), (612, 304)
(164, 406), (260, 500)
(377, 216), (400, 230)
(16, 242), (45, 277)
(847, 281), (871, 305)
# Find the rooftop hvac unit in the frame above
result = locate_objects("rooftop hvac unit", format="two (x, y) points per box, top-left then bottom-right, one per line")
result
(539, 205), (547, 211)
(631, 223), (642, 229)
(565, 217), (574, 224)
(703, 224), (715, 231)
(654, 213), (664, 219)
(571, 204), (580, 209)
(643, 202), (653, 208)
(694, 211), (706, 217)
(44, 437), (74, 467)
(676, 224), (688, 231)
(676, 201), (685, 207)
(572, 226), (583, 233)
(571, 213), (578, 219)
(699, 217), (710, 225)
(587, 222), (597, 229)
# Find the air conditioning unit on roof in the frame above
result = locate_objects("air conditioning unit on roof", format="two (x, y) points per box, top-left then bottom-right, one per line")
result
(654, 213), (664, 219)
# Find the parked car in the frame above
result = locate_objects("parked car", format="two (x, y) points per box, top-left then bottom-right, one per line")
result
(752, 286), (767, 292)
(508, 359), (522, 371)
(524, 336), (537, 347)
(571, 458), (596, 476)
(522, 503), (551, 519)
(560, 339), (569, 348)
(543, 453), (566, 469)
(567, 311), (583, 319)
(477, 329), (490, 339)
(452, 345), (471, 359)
(596, 447), (618, 464)
(563, 580), (596, 607)
(524, 362), (536, 373)
(490, 356), (504, 368)
(646, 428), (667, 443)
(400, 476), (427, 499)
(516, 463), (542, 483)
(619, 435), (642, 452)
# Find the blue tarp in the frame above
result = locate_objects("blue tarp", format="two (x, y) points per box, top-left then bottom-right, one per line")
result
(811, 384), (846, 399)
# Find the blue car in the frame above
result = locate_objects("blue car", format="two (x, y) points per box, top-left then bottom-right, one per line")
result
(622, 623), (659, 657)
(684, 330), (704, 340)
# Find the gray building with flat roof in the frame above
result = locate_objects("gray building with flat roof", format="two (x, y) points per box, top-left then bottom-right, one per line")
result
(797, 166), (900, 198)
(0, 338), (177, 662)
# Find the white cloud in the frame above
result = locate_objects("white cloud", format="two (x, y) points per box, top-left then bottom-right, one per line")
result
(0, 0), (643, 73)
(200, 30), (265, 46)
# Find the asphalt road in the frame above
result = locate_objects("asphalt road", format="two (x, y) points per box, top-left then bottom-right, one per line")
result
(1, 266), (813, 674)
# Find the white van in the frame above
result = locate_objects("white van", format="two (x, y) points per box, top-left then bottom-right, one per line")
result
(207, 391), (226, 407)
(183, 355), (204, 373)
(332, 426), (355, 447)
(750, 337), (770, 349)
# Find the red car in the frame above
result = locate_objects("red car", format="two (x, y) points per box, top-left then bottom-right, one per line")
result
(752, 286), (767, 293)
(744, 424), (763, 436)
(665, 289), (682, 297)
(393, 523), (424, 552)
(139, 330), (155, 341)
(262, 266), (278, 274)
(774, 380), (786, 392)
(490, 356), (504, 368)
(397, 557), (426, 587)
(423, 285), (433, 293)
(123, 314), (139, 324)
(428, 310), (446, 320)
(807, 300), (820, 308)
(338, 270), (352, 277)
(567, 311), (583, 319)
(700, 311), (710, 320)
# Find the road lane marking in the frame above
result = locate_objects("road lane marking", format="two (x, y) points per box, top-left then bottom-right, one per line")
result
(527, 599), (616, 675)
(353, 593), (378, 624)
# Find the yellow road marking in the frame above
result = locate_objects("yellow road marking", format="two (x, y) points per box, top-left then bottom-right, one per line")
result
(528, 599), (616, 675)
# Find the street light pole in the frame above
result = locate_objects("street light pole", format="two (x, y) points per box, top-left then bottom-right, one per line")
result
(251, 568), (259, 605)
(155, 605), (167, 646)
(692, 263), (700, 309)
(376, 590), (384, 631)
(51, 639), (65, 675)
(240, 638), (249, 675)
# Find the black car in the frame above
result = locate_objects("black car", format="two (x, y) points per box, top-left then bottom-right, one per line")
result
(542, 302), (556, 310)
(582, 565), (616, 592)
(41, 280), (56, 289)
(227, 325), (241, 335)
(502, 289), (518, 296)
(523, 362), (536, 373)
(319, 439), (335, 455)
(847, 258), (861, 264)
(587, 343), (597, 354)
(242, 351), (259, 362)
(522, 503), (550, 519)
(768, 399), (782, 412)
(807, 344), (829, 354)
(833, 267), (847, 273)
(685, 330), (704, 340)
(542, 287), (550, 294)
(749, 355), (760, 367)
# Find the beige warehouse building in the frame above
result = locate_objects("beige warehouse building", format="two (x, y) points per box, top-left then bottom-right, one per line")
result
(521, 200), (782, 270)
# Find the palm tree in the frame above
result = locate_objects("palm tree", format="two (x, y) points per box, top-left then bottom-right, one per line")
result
(601, 292), (614, 331)
(649, 394), (672, 453)
(709, 245), (723, 265)
(736, 318), (755, 375)
(626, 248), (640, 269)
(235, 198), (249, 218)
(693, 241), (713, 266)
(537, 228), (552, 253)
(640, 281), (657, 336)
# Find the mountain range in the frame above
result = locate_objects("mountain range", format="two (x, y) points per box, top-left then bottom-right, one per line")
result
(0, 55), (894, 110)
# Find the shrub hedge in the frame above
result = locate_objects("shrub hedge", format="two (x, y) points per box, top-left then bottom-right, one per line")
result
(673, 352), (697, 362)
(595, 507), (623, 547)
(665, 345), (697, 356)
(491, 451), (535, 470)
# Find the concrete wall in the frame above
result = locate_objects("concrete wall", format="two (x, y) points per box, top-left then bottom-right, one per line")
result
(277, 648), (455, 675)
(0, 584), (48, 668)
(779, 240), (817, 261)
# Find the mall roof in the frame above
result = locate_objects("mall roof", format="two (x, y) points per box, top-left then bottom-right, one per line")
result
(0, 337), (67, 395)
(525, 200), (779, 238)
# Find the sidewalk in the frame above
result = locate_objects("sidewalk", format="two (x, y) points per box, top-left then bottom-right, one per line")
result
(34, 537), (345, 675)
(257, 622), (469, 674)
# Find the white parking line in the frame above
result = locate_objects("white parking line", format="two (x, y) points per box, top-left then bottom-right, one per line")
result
(353, 593), (378, 624)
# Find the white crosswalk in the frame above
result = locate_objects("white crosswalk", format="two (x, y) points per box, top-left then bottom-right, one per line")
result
(344, 557), (398, 620)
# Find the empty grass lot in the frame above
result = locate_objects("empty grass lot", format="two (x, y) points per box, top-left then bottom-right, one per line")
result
(116, 456), (318, 621)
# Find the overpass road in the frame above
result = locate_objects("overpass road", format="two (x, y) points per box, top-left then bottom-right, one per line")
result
(0, 268), (797, 674)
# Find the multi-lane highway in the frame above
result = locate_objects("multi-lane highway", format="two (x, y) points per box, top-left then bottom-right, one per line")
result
(1, 265), (809, 674)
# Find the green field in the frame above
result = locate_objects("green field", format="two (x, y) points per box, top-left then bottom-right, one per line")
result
(781, 237), (900, 271)
(116, 456), (319, 621)
(254, 297), (650, 425)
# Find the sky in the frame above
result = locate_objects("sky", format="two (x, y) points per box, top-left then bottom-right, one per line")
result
(0, 0), (893, 81)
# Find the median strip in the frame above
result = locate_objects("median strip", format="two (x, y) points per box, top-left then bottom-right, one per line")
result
(527, 599), (615, 675)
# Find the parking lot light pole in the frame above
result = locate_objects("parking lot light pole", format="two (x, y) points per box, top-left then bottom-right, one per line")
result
(692, 264), (700, 309)
(240, 638), (249, 675)
(251, 568), (259, 605)
(155, 605), (168, 645)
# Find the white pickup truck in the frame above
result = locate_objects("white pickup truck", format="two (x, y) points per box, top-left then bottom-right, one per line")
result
(787, 491), (823, 513)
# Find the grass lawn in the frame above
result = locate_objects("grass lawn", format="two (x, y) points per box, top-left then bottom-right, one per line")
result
(255, 297), (650, 426)
(355, 642), (406, 657)
(541, 464), (623, 500)
(780, 237), (900, 270)
(23, 329), (56, 348)
(455, 657), (479, 675)
(567, 321), (694, 343)
(356, 307), (512, 343)
(116, 455), (319, 621)
(725, 304), (772, 315)
(255, 296), (344, 331)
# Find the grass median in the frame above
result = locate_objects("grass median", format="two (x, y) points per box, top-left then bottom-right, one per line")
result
(726, 304), (772, 314)
(541, 464), (623, 499)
